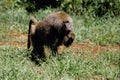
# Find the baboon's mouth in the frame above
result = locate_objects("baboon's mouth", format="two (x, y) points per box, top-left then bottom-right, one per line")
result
(63, 35), (74, 47)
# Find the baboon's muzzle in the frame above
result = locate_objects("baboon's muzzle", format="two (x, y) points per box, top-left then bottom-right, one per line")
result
(63, 32), (75, 47)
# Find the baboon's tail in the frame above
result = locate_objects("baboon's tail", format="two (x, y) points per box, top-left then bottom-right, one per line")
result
(27, 16), (38, 49)
(27, 19), (32, 49)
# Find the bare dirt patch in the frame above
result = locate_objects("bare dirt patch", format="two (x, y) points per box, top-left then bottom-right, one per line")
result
(0, 31), (27, 47)
(70, 43), (119, 54)
(8, 31), (27, 40)
(0, 41), (27, 47)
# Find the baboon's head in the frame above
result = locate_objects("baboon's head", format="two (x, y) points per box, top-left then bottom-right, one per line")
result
(60, 21), (73, 35)
(59, 15), (75, 47)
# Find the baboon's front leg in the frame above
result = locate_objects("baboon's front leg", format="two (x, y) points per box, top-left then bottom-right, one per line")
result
(31, 46), (45, 64)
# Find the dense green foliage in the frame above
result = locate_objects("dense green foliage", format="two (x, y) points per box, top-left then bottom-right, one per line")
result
(61, 0), (120, 16)
(1, 0), (120, 16)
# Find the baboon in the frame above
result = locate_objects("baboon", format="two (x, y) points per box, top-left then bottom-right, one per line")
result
(28, 11), (75, 62)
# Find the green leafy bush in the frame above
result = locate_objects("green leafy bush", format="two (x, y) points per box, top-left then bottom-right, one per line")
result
(14, 0), (63, 12)
(61, 0), (120, 16)
(1, 0), (120, 17)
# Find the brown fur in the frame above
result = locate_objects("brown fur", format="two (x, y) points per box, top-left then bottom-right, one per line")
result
(28, 11), (75, 63)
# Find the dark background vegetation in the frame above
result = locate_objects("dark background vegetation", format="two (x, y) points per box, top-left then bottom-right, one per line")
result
(1, 0), (120, 17)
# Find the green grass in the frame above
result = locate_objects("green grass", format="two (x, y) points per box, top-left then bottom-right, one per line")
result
(0, 8), (120, 80)
(74, 15), (120, 45)
(0, 46), (119, 80)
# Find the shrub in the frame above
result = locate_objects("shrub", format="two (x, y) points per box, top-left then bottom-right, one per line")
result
(61, 0), (120, 17)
